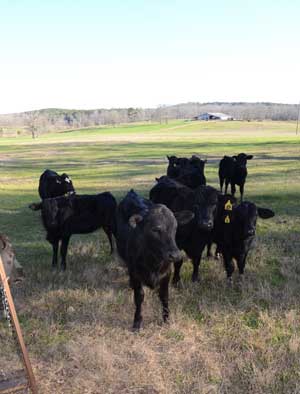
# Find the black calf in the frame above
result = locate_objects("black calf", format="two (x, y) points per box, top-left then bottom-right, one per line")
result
(166, 155), (206, 188)
(219, 153), (253, 201)
(41, 192), (117, 270)
(214, 197), (274, 284)
(114, 190), (193, 329)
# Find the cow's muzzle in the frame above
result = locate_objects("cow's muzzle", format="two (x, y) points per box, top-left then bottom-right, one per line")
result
(198, 220), (213, 231)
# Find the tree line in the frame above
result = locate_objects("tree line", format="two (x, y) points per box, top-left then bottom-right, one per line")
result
(0, 102), (299, 137)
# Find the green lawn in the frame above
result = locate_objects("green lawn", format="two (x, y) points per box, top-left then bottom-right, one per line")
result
(1, 120), (300, 394)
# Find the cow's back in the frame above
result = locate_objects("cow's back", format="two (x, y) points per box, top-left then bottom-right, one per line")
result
(62, 193), (116, 234)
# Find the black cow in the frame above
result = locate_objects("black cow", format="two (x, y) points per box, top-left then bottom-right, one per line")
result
(177, 157), (207, 188)
(219, 153), (253, 201)
(214, 196), (274, 284)
(41, 192), (117, 270)
(166, 155), (206, 189)
(29, 169), (75, 210)
(167, 155), (181, 178)
(150, 177), (219, 284)
(114, 190), (193, 329)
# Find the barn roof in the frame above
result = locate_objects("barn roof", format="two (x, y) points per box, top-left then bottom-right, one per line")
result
(204, 112), (231, 117)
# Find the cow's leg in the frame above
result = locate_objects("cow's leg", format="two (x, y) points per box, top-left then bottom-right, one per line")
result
(103, 226), (114, 254)
(51, 239), (59, 269)
(222, 252), (235, 286)
(239, 183), (244, 202)
(219, 176), (224, 193)
(225, 179), (230, 194)
(131, 278), (144, 330)
(215, 244), (222, 259)
(60, 236), (70, 271)
(159, 271), (171, 323)
(236, 253), (247, 276)
(231, 182), (236, 197)
(192, 256), (202, 282)
(207, 241), (213, 258)
(172, 258), (183, 286)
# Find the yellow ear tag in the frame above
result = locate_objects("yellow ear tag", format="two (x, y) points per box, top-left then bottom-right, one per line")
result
(225, 215), (230, 224)
(225, 200), (233, 211)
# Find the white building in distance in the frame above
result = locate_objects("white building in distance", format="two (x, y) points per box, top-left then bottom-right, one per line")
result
(194, 112), (234, 121)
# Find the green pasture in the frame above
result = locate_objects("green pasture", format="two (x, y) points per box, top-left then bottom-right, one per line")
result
(1, 120), (300, 393)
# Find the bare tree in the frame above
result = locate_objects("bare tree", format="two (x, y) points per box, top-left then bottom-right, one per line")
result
(25, 111), (40, 138)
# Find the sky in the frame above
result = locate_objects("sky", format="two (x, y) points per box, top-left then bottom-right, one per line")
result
(0, 0), (299, 113)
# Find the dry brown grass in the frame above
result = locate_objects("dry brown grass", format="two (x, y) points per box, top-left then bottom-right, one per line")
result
(3, 244), (300, 394)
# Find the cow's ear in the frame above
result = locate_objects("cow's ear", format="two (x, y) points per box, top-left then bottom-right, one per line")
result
(174, 210), (194, 225)
(247, 155), (253, 160)
(129, 214), (144, 228)
(167, 155), (170, 161)
(257, 207), (275, 219)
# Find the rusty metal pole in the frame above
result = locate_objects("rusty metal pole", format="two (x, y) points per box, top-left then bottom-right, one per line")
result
(0, 256), (38, 394)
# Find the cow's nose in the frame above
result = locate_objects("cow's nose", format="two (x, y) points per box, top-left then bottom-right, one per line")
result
(247, 229), (255, 236)
(199, 220), (213, 230)
(206, 220), (213, 228)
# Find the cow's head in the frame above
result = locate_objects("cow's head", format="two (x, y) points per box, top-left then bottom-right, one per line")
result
(192, 186), (219, 231)
(167, 155), (182, 177)
(190, 155), (207, 170)
(232, 153), (253, 168)
(60, 173), (75, 195)
(167, 155), (178, 166)
(129, 205), (193, 263)
(234, 201), (274, 240)
(176, 157), (190, 169)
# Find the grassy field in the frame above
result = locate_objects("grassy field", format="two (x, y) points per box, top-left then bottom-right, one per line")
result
(1, 120), (300, 394)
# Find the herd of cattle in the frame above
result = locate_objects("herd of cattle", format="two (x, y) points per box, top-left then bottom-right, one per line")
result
(29, 155), (274, 330)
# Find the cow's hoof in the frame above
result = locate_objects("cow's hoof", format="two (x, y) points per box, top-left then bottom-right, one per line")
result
(132, 319), (143, 332)
(192, 276), (200, 283)
(227, 277), (233, 288)
(132, 326), (140, 332)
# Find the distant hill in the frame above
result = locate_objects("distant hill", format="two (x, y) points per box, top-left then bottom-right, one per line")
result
(0, 102), (298, 137)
